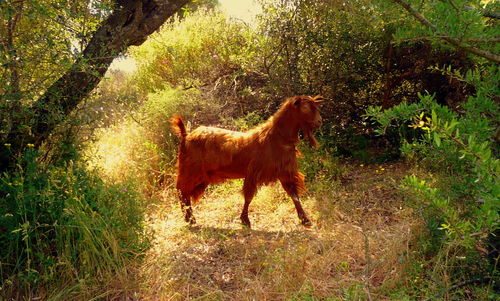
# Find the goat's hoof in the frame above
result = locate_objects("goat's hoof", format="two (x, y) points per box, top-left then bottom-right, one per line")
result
(240, 216), (251, 229)
(185, 216), (196, 225)
(301, 219), (312, 228)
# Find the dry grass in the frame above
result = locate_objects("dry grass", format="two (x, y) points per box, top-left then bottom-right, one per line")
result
(131, 161), (421, 300)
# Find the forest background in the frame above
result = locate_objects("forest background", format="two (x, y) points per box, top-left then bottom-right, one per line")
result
(0, 0), (498, 299)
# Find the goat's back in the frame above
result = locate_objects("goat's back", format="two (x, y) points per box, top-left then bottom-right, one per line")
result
(180, 126), (257, 173)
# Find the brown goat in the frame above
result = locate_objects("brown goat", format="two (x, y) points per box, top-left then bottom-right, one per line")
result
(171, 95), (323, 228)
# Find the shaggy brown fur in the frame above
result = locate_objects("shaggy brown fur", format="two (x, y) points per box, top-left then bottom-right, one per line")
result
(171, 95), (323, 228)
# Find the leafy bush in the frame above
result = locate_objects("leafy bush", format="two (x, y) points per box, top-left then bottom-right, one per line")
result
(131, 9), (258, 93)
(258, 0), (387, 126)
(0, 149), (148, 296)
(365, 65), (499, 296)
(232, 111), (265, 131)
(298, 139), (346, 192)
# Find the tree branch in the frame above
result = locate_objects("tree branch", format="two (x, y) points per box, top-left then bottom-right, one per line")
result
(1, 0), (191, 171)
(5, 0), (25, 98)
(29, 0), (191, 146)
(392, 0), (500, 64)
(464, 6), (500, 20)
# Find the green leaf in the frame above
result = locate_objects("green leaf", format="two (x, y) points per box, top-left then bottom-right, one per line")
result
(434, 132), (441, 147)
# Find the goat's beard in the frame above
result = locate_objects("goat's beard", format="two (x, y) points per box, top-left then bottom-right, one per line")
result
(302, 125), (319, 148)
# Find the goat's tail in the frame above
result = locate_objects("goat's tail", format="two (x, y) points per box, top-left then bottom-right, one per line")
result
(171, 115), (187, 142)
(170, 115), (187, 155)
(171, 115), (188, 155)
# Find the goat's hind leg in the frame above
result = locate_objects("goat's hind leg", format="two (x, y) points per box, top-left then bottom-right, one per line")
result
(241, 179), (257, 228)
(177, 190), (196, 225)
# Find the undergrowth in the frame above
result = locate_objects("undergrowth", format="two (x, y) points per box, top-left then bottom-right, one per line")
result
(0, 149), (148, 299)
(366, 65), (499, 299)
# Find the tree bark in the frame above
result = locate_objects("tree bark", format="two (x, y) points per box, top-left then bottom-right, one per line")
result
(382, 26), (395, 109)
(1, 0), (190, 171)
(6, 0), (24, 100)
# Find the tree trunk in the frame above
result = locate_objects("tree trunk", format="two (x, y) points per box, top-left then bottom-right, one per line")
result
(1, 0), (190, 171)
(382, 27), (395, 109)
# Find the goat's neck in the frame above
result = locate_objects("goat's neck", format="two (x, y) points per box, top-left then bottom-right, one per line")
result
(271, 111), (301, 145)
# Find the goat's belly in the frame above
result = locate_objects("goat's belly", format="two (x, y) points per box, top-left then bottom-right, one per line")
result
(205, 171), (244, 184)
(208, 171), (244, 179)
(205, 166), (246, 183)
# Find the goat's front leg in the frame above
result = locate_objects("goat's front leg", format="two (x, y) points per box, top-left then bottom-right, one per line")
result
(291, 194), (312, 227)
(241, 179), (257, 228)
(280, 176), (312, 227)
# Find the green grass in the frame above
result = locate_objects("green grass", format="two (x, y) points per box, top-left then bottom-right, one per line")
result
(0, 150), (149, 299)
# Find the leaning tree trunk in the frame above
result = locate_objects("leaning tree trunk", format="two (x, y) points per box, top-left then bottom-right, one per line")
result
(1, 0), (190, 171)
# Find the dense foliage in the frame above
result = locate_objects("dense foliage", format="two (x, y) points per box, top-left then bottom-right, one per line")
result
(0, 0), (115, 170)
(365, 0), (499, 298)
(0, 0), (166, 297)
(0, 149), (147, 297)
(366, 67), (499, 296)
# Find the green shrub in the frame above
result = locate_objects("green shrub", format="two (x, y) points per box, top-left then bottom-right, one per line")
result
(130, 9), (257, 93)
(0, 149), (148, 296)
(365, 65), (499, 297)
(298, 140), (346, 191)
(139, 86), (208, 171)
(232, 111), (265, 131)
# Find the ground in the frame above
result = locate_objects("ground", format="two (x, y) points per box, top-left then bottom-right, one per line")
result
(134, 161), (420, 300)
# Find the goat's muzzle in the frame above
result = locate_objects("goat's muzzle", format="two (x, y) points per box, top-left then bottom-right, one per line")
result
(303, 121), (321, 148)
(312, 118), (322, 130)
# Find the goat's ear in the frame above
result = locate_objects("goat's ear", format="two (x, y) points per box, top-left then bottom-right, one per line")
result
(293, 96), (304, 106)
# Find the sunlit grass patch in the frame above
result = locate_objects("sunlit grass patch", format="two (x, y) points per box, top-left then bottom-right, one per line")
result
(134, 161), (420, 300)
(86, 121), (144, 181)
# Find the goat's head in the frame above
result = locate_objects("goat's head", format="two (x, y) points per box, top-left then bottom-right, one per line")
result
(289, 95), (324, 148)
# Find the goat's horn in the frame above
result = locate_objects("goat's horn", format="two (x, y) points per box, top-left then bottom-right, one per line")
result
(311, 95), (325, 103)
